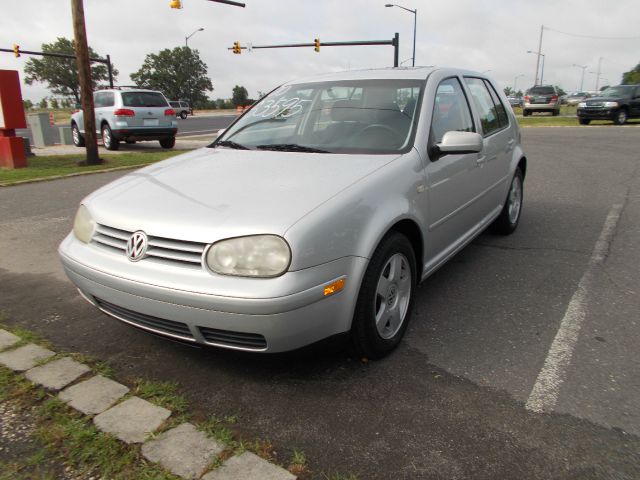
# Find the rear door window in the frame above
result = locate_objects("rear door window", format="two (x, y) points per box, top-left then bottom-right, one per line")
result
(484, 80), (509, 128)
(464, 77), (503, 136)
(121, 92), (168, 107)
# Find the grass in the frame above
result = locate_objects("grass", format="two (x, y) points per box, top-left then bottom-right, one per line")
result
(133, 379), (189, 415)
(0, 151), (183, 185)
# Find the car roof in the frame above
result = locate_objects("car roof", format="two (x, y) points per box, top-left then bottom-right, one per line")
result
(281, 66), (491, 86)
(95, 88), (163, 94)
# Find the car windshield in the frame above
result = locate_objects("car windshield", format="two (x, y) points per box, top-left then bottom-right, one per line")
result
(122, 92), (168, 107)
(212, 79), (424, 154)
(599, 86), (633, 98)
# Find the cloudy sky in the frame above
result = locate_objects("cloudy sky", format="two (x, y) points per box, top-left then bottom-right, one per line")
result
(1, 0), (639, 102)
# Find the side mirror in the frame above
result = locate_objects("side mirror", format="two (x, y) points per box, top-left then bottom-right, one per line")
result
(433, 131), (483, 158)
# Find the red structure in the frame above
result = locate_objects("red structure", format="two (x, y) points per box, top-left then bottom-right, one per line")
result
(0, 70), (27, 168)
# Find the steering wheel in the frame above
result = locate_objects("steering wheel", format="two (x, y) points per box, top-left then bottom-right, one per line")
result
(352, 124), (401, 148)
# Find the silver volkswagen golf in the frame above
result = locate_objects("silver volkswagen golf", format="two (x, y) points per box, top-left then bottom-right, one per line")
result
(59, 67), (526, 359)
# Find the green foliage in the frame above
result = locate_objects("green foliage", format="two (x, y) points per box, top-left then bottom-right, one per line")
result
(503, 86), (514, 96)
(232, 85), (249, 107)
(621, 62), (640, 84)
(133, 379), (188, 414)
(38, 98), (48, 109)
(23, 99), (33, 110)
(131, 47), (213, 106)
(49, 98), (59, 109)
(555, 85), (567, 97)
(24, 37), (117, 102)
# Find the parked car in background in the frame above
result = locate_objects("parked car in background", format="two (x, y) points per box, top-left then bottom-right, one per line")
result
(59, 67), (526, 359)
(523, 85), (561, 116)
(71, 89), (178, 150)
(169, 100), (192, 119)
(507, 96), (523, 108)
(567, 92), (590, 106)
(577, 85), (640, 125)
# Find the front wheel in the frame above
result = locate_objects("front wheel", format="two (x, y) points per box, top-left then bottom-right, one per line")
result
(350, 232), (416, 359)
(180, 111), (188, 120)
(613, 109), (627, 125)
(523, 110), (530, 117)
(491, 167), (524, 235)
(159, 137), (176, 149)
(102, 124), (119, 151)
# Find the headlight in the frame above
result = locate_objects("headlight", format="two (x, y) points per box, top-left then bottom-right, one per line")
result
(603, 101), (619, 108)
(205, 235), (291, 277)
(578, 102), (587, 108)
(73, 204), (95, 243)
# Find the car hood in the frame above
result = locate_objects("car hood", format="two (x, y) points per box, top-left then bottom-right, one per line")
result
(586, 96), (626, 103)
(84, 147), (398, 243)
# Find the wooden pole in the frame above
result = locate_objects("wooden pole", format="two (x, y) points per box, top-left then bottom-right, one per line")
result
(71, 0), (100, 165)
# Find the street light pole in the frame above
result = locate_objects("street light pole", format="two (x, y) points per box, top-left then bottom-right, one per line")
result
(385, 4), (417, 66)
(572, 64), (587, 91)
(185, 27), (204, 47)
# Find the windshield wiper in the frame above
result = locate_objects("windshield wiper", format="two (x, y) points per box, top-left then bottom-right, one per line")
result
(213, 140), (250, 150)
(256, 144), (330, 153)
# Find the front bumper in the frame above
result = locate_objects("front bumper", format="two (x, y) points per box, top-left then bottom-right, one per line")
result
(58, 233), (367, 353)
(577, 108), (617, 120)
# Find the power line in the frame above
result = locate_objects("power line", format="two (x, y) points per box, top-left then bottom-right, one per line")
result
(545, 26), (640, 41)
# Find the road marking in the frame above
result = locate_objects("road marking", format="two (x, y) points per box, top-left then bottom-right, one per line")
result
(525, 203), (624, 413)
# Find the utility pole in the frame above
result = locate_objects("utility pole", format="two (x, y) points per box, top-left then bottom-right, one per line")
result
(534, 25), (544, 85)
(595, 57), (602, 92)
(71, 0), (100, 165)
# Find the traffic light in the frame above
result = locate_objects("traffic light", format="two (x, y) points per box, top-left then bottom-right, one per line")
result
(314, 38), (320, 53)
(169, 0), (182, 9)
(232, 41), (241, 54)
(13, 44), (20, 58)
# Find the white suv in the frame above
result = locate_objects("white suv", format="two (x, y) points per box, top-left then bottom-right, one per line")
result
(71, 89), (178, 150)
(523, 85), (561, 116)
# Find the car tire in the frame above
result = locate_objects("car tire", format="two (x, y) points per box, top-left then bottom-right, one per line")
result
(159, 137), (176, 149)
(579, 118), (590, 125)
(71, 123), (85, 147)
(101, 124), (119, 151)
(180, 111), (188, 120)
(350, 232), (417, 359)
(613, 109), (627, 125)
(491, 167), (524, 235)
(552, 109), (560, 116)
(523, 110), (530, 117)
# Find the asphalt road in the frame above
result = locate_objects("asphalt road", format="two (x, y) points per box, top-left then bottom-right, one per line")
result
(15, 113), (237, 144)
(1, 127), (639, 479)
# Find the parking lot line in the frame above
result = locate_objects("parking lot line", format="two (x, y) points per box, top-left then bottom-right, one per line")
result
(525, 203), (624, 413)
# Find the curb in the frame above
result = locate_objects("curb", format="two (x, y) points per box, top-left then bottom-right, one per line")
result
(0, 328), (297, 479)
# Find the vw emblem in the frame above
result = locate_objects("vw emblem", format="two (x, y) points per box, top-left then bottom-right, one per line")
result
(125, 231), (148, 262)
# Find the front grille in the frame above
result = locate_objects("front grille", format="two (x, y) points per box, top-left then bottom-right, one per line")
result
(587, 102), (604, 107)
(92, 224), (207, 268)
(94, 297), (195, 341)
(199, 326), (267, 351)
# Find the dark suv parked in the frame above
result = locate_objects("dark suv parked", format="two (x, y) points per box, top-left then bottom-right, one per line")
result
(577, 85), (640, 125)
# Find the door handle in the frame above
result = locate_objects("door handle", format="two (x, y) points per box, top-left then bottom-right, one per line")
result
(476, 155), (486, 165)
(506, 139), (515, 152)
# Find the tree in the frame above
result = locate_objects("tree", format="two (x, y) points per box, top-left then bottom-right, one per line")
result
(23, 99), (33, 110)
(24, 37), (117, 102)
(555, 86), (567, 97)
(503, 86), (515, 96)
(39, 98), (48, 109)
(50, 97), (60, 109)
(232, 85), (249, 107)
(621, 63), (640, 84)
(131, 47), (213, 106)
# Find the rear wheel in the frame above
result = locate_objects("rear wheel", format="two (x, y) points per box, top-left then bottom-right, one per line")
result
(71, 123), (85, 147)
(552, 109), (560, 116)
(180, 111), (188, 120)
(491, 167), (524, 235)
(613, 109), (627, 125)
(159, 137), (176, 149)
(101, 124), (119, 151)
(350, 232), (416, 359)
(523, 110), (530, 117)
(579, 118), (590, 125)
